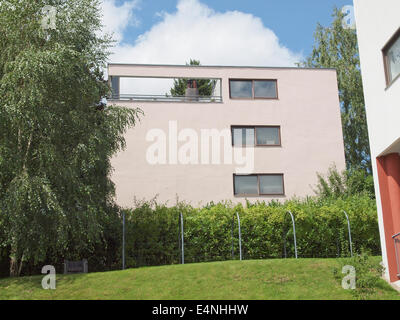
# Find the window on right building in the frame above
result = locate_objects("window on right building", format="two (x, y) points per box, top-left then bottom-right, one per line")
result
(383, 28), (400, 86)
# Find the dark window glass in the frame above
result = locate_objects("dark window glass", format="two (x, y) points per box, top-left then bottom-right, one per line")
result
(254, 80), (277, 98)
(234, 175), (258, 195)
(259, 175), (284, 195)
(386, 34), (400, 83)
(111, 76), (120, 98)
(232, 127), (255, 146)
(256, 127), (280, 145)
(230, 80), (252, 98)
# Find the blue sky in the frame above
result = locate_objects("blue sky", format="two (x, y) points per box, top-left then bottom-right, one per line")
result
(118, 0), (353, 56)
(102, 0), (354, 66)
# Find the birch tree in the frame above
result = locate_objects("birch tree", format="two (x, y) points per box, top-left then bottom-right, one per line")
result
(299, 8), (371, 173)
(0, 0), (141, 276)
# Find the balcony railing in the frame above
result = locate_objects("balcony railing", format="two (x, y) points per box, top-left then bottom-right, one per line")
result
(109, 93), (223, 103)
(392, 232), (400, 278)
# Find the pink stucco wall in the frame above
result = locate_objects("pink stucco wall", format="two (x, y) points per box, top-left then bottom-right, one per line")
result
(108, 64), (346, 207)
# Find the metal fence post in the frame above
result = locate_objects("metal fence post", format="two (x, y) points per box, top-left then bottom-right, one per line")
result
(180, 212), (184, 264)
(287, 211), (298, 259)
(232, 212), (242, 261)
(237, 212), (242, 261)
(392, 233), (400, 277)
(122, 210), (125, 270)
(231, 217), (234, 259)
(343, 210), (353, 257)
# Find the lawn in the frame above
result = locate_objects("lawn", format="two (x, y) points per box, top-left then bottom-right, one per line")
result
(0, 257), (398, 300)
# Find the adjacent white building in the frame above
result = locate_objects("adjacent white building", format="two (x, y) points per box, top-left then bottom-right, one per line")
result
(354, 0), (400, 283)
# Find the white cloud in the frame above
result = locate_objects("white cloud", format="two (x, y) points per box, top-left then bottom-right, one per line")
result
(100, 0), (138, 43)
(109, 0), (303, 67)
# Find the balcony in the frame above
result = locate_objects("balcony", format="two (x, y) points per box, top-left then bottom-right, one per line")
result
(110, 93), (223, 103)
(108, 76), (222, 103)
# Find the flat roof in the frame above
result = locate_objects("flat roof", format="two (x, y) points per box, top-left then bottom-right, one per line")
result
(107, 63), (336, 71)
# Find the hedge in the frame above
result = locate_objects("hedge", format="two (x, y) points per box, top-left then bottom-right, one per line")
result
(123, 195), (380, 268)
(0, 194), (380, 276)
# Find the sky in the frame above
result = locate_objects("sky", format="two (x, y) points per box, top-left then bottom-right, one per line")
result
(101, 0), (354, 68)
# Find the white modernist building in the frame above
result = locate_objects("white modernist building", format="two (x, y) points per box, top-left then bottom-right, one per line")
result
(107, 63), (345, 207)
(354, 0), (400, 283)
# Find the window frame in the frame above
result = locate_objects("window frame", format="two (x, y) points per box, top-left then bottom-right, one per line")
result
(229, 79), (278, 100)
(231, 125), (282, 147)
(233, 173), (285, 197)
(382, 27), (400, 87)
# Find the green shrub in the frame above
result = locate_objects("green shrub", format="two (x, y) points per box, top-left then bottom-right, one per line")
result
(0, 193), (380, 276)
(314, 166), (375, 199)
(122, 194), (380, 267)
(333, 252), (385, 299)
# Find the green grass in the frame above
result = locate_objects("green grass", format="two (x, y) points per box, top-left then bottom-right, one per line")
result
(0, 257), (398, 300)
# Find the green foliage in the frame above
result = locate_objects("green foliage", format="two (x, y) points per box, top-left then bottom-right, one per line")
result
(0, 0), (141, 276)
(3, 172), (68, 265)
(169, 59), (216, 97)
(299, 8), (371, 173)
(0, 208), (8, 277)
(123, 199), (183, 267)
(333, 252), (385, 300)
(122, 195), (380, 268)
(314, 165), (375, 199)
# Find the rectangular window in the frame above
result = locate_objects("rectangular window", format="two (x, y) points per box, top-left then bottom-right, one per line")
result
(229, 80), (253, 98)
(383, 28), (400, 86)
(254, 80), (278, 98)
(110, 76), (120, 99)
(256, 127), (280, 145)
(259, 175), (284, 195)
(229, 79), (278, 99)
(232, 126), (281, 146)
(233, 175), (258, 195)
(234, 174), (284, 196)
(232, 127), (255, 147)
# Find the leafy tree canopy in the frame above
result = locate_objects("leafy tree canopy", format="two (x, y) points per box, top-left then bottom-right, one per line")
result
(299, 8), (371, 174)
(0, 0), (141, 276)
(314, 165), (375, 200)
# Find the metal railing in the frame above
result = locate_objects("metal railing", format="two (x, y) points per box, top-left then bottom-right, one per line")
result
(343, 210), (353, 257)
(122, 211), (125, 270)
(283, 211), (298, 259)
(231, 212), (243, 261)
(179, 213), (185, 264)
(109, 93), (223, 103)
(392, 232), (400, 277)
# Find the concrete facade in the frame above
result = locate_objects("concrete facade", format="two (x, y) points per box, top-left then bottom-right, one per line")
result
(354, 0), (400, 283)
(107, 64), (346, 207)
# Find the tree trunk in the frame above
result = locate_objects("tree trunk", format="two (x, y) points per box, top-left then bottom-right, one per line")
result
(9, 248), (23, 277)
(10, 256), (19, 277)
(17, 257), (24, 276)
